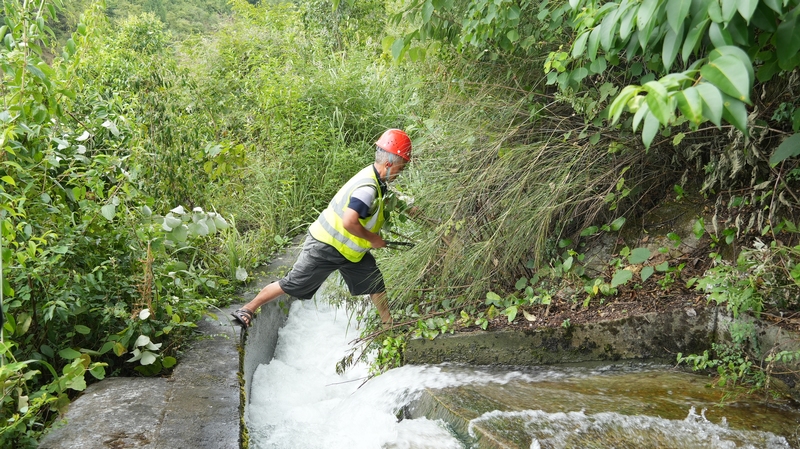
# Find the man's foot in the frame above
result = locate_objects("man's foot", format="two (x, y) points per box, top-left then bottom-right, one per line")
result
(231, 308), (254, 328)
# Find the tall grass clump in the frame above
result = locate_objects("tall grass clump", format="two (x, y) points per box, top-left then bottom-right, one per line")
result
(380, 53), (682, 310)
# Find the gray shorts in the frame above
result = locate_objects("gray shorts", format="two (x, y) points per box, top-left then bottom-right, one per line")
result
(278, 234), (386, 299)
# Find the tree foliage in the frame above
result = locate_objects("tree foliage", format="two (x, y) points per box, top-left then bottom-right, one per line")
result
(0, 1), (241, 444)
(391, 0), (800, 152)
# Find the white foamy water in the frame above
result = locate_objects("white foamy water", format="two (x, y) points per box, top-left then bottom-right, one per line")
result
(246, 298), (793, 449)
(246, 298), (566, 449)
(246, 299), (466, 449)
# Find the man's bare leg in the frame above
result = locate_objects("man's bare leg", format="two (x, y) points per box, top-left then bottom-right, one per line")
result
(239, 281), (285, 314)
(370, 292), (392, 325)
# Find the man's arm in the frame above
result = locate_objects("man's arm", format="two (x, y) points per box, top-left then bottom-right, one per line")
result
(342, 208), (386, 249)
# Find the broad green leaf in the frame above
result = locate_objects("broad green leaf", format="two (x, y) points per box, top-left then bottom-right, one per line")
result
(588, 26), (602, 60)
(611, 269), (633, 287)
(610, 216), (627, 231)
(662, 23), (683, 70)
(628, 247), (651, 264)
(59, 88), (76, 100)
(642, 110), (660, 148)
(721, 0), (738, 23)
(643, 81), (669, 99)
(590, 56), (607, 74)
(99, 341), (116, 355)
(700, 55), (752, 103)
(212, 214), (229, 230)
(1, 175), (15, 186)
(102, 120), (119, 137)
(135, 335), (151, 347)
(391, 38), (405, 60)
(236, 267), (248, 281)
(633, 100), (651, 132)
(736, 0), (758, 22)
(763, 0), (782, 13)
(708, 0), (723, 22)
(769, 133), (800, 166)
(708, 22), (732, 48)
(637, 0), (659, 31)
(637, 14), (657, 51)
(644, 82), (673, 125)
(75, 325), (91, 335)
(696, 82), (723, 126)
(682, 17), (709, 62)
(620, 3), (639, 39)
(101, 204), (116, 221)
(162, 356), (177, 369)
(89, 365), (106, 380)
(572, 31), (589, 58)
(26, 64), (47, 82)
(188, 221), (209, 236)
(675, 86), (704, 126)
(751, 5), (777, 32)
(794, 108), (800, 132)
(571, 67), (589, 83)
(201, 217), (217, 234)
(722, 94), (748, 133)
(381, 36), (395, 53)
(162, 215), (182, 231)
(168, 225), (189, 243)
(776, 15), (800, 71)
(709, 46), (754, 89)
(599, 9), (618, 51)
(581, 225), (599, 236)
(666, 0), (691, 33)
(641, 266), (655, 281)
(140, 350), (157, 366)
(66, 375), (87, 391)
(58, 348), (82, 360)
(422, 1), (434, 22)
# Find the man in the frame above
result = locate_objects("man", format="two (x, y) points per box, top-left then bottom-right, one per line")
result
(231, 128), (412, 328)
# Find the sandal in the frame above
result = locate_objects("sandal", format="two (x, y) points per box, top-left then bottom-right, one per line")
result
(231, 308), (254, 328)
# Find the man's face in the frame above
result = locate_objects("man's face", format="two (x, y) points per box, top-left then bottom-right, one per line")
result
(387, 159), (407, 182)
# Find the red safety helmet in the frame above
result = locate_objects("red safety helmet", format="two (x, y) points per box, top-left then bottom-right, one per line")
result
(376, 129), (412, 161)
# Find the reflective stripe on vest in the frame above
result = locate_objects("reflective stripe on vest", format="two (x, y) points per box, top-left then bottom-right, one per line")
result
(308, 166), (385, 262)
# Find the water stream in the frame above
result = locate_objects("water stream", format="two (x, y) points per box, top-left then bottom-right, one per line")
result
(246, 298), (800, 448)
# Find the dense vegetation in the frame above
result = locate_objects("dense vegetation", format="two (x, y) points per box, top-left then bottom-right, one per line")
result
(1, 0), (799, 445)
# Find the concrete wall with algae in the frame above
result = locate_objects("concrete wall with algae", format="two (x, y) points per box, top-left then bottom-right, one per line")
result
(405, 306), (716, 366)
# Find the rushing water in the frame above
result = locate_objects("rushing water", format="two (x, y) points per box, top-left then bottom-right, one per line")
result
(246, 298), (799, 449)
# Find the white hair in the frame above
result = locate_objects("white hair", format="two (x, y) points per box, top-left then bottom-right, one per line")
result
(375, 147), (404, 165)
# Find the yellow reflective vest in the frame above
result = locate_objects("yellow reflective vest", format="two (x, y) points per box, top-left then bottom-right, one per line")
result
(309, 165), (385, 262)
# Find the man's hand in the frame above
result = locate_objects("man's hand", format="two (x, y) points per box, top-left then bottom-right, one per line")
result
(370, 235), (387, 249)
